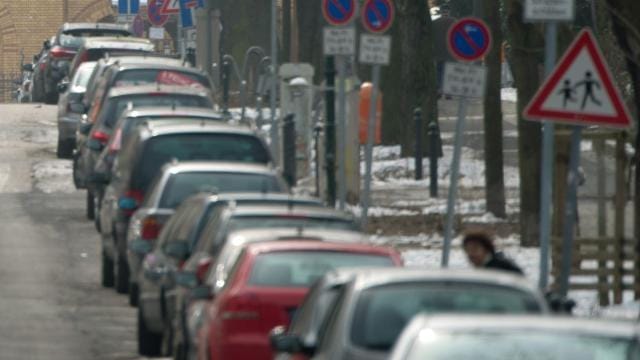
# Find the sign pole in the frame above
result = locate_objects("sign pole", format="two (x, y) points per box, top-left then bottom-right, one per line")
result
(270, 0), (280, 165)
(361, 64), (381, 227)
(538, 22), (557, 290)
(337, 55), (348, 210)
(442, 97), (468, 267)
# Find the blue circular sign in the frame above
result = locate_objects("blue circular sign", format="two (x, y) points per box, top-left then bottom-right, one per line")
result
(447, 17), (492, 62)
(361, 0), (394, 34)
(147, 0), (168, 27)
(322, 0), (357, 26)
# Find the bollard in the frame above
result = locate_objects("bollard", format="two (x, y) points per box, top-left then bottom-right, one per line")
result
(222, 59), (231, 116)
(427, 119), (442, 197)
(314, 124), (323, 197)
(414, 108), (423, 180)
(282, 114), (297, 187)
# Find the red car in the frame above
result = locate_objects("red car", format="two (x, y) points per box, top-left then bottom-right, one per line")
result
(195, 240), (403, 360)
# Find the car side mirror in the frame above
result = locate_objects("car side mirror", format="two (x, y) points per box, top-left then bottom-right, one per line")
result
(87, 138), (105, 151)
(176, 270), (198, 288)
(57, 82), (69, 94)
(190, 285), (213, 301)
(70, 102), (85, 114)
(269, 326), (305, 354)
(165, 241), (190, 261)
(79, 122), (92, 135)
(22, 63), (33, 72)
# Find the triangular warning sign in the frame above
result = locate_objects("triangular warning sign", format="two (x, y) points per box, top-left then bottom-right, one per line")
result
(524, 29), (631, 128)
(160, 0), (179, 15)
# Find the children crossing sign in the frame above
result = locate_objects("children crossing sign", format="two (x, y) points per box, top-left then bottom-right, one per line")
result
(524, 29), (631, 128)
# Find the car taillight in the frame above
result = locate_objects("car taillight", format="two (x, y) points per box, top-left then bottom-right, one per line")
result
(118, 189), (144, 214)
(141, 216), (162, 240)
(91, 130), (110, 145)
(49, 46), (75, 59)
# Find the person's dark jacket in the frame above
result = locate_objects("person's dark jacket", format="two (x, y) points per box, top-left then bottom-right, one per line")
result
(484, 252), (523, 275)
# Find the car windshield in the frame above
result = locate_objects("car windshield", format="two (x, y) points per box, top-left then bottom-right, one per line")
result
(60, 30), (131, 48)
(159, 172), (283, 208)
(228, 215), (357, 232)
(133, 134), (270, 191)
(113, 69), (210, 89)
(248, 251), (394, 288)
(106, 94), (212, 127)
(350, 282), (543, 352)
(405, 330), (640, 360)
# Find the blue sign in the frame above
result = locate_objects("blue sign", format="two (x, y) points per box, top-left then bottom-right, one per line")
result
(179, 0), (203, 28)
(447, 17), (491, 62)
(322, 0), (357, 26)
(118, 0), (139, 14)
(361, 0), (394, 34)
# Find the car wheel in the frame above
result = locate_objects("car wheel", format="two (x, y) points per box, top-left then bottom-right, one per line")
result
(138, 305), (162, 356)
(93, 193), (101, 233)
(114, 251), (130, 294)
(56, 138), (74, 159)
(129, 282), (139, 307)
(161, 320), (173, 356)
(86, 190), (95, 220)
(101, 250), (114, 287)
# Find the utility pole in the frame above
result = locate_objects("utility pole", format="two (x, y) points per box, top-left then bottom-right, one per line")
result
(325, 56), (337, 206)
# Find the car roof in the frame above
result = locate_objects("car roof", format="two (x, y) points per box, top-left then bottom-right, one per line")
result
(107, 84), (211, 98)
(140, 120), (257, 137)
(62, 23), (132, 32)
(412, 314), (640, 338)
(245, 240), (397, 258)
(327, 267), (540, 294)
(184, 192), (322, 207)
(228, 204), (356, 220)
(226, 228), (367, 246)
(105, 55), (186, 67)
(81, 36), (154, 49)
(161, 161), (277, 176)
(122, 107), (222, 119)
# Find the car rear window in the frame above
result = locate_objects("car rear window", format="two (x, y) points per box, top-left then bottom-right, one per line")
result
(88, 48), (152, 62)
(248, 251), (394, 288)
(113, 69), (210, 89)
(133, 134), (270, 191)
(105, 94), (212, 128)
(60, 30), (131, 48)
(350, 282), (544, 351)
(228, 215), (357, 232)
(159, 172), (283, 208)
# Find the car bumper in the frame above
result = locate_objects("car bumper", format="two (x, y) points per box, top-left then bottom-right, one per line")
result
(139, 281), (165, 333)
(58, 115), (80, 140)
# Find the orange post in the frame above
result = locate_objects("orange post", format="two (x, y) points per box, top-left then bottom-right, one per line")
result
(359, 82), (382, 145)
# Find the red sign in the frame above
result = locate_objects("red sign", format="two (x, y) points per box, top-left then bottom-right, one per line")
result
(361, 0), (394, 34)
(524, 29), (631, 128)
(322, 0), (357, 26)
(447, 17), (491, 62)
(160, 0), (179, 15)
(147, 0), (168, 27)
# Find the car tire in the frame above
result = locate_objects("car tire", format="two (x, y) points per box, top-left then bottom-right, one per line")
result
(101, 250), (114, 288)
(115, 251), (130, 294)
(86, 190), (95, 220)
(129, 282), (139, 307)
(56, 138), (74, 159)
(138, 306), (162, 356)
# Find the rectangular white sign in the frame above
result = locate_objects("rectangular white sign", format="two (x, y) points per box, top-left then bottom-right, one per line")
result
(359, 34), (391, 66)
(323, 27), (356, 56)
(443, 62), (487, 98)
(525, 0), (575, 21)
(149, 27), (165, 40)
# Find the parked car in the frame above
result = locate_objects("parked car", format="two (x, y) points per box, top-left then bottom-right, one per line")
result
(136, 192), (325, 355)
(270, 268), (548, 360)
(17, 64), (34, 103)
(74, 85), (215, 219)
(388, 314), (640, 360)
(67, 37), (155, 80)
(126, 161), (288, 305)
(43, 23), (133, 104)
(56, 61), (97, 158)
(32, 38), (55, 102)
(191, 241), (403, 360)
(96, 120), (272, 294)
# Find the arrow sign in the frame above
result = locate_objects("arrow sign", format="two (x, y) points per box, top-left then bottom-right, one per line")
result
(524, 29), (631, 128)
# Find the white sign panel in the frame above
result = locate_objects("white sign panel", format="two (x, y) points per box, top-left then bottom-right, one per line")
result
(323, 27), (356, 56)
(525, 0), (575, 21)
(443, 62), (487, 98)
(149, 27), (165, 40)
(359, 34), (391, 66)
(116, 14), (133, 24)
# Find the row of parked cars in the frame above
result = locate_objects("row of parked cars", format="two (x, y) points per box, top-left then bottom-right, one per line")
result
(48, 22), (639, 360)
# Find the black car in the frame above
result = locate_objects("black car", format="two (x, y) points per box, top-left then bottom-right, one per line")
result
(97, 120), (272, 294)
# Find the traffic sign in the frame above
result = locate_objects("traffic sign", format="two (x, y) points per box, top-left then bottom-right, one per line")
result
(361, 0), (394, 34)
(322, 0), (357, 26)
(447, 17), (491, 62)
(160, 0), (180, 15)
(359, 34), (391, 65)
(324, 27), (356, 56)
(524, 29), (631, 128)
(179, 0), (202, 28)
(443, 62), (487, 98)
(525, 0), (575, 22)
(118, 0), (139, 15)
(147, 0), (168, 27)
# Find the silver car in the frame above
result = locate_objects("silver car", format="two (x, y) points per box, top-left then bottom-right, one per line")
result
(389, 314), (640, 360)
(271, 268), (549, 360)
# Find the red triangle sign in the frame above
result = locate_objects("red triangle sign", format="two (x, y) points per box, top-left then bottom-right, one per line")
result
(524, 29), (631, 128)
(160, 0), (179, 15)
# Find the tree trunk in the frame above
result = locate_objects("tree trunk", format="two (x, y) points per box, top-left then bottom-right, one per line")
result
(296, 2), (324, 83)
(505, 0), (545, 246)
(220, 1), (271, 63)
(482, 0), (506, 218)
(381, 0), (437, 157)
(282, 0), (291, 63)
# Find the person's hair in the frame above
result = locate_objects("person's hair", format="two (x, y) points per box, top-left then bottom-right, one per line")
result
(462, 230), (495, 254)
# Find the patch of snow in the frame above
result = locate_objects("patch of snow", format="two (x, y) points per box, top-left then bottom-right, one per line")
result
(581, 140), (593, 152)
(32, 160), (76, 194)
(350, 205), (419, 218)
(501, 88), (517, 103)
(466, 212), (507, 224)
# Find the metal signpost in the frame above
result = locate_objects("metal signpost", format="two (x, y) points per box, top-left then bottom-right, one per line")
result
(321, 0), (357, 210)
(524, 29), (631, 295)
(441, 17), (491, 267)
(524, 0), (574, 292)
(360, 0), (394, 227)
(270, 0), (279, 166)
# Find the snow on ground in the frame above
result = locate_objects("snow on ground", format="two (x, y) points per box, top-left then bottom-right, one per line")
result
(32, 160), (75, 194)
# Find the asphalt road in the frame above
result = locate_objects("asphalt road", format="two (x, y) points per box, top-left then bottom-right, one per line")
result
(0, 104), (151, 360)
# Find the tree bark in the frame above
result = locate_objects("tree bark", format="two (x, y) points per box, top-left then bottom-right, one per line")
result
(296, 2), (324, 83)
(482, 0), (506, 218)
(505, 0), (545, 246)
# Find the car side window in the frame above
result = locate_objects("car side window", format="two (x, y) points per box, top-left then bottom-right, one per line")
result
(175, 204), (204, 242)
(156, 210), (182, 249)
(194, 207), (224, 253)
(317, 285), (349, 352)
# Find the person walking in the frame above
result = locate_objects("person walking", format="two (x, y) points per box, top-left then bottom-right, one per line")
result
(462, 230), (523, 275)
